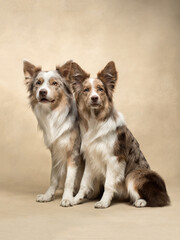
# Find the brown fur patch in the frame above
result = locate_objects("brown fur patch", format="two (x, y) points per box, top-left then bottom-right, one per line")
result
(66, 125), (81, 166)
(70, 62), (90, 93)
(97, 61), (117, 101)
(23, 60), (41, 89)
(56, 60), (72, 80)
(114, 125), (150, 174)
(53, 92), (67, 111)
(114, 126), (127, 163)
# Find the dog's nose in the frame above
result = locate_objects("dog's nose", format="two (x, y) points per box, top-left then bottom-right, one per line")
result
(39, 89), (47, 97)
(91, 96), (98, 102)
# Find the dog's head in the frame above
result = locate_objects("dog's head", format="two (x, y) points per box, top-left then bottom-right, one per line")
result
(69, 61), (117, 115)
(23, 60), (72, 109)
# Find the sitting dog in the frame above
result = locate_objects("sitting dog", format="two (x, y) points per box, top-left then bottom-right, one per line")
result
(23, 60), (83, 207)
(68, 61), (170, 208)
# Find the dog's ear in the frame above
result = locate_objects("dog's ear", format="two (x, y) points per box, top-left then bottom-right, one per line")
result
(23, 60), (41, 89)
(97, 61), (117, 92)
(70, 62), (90, 93)
(56, 60), (72, 80)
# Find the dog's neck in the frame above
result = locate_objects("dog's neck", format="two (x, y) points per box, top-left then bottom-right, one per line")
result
(79, 108), (125, 147)
(33, 98), (77, 147)
(78, 101), (117, 131)
(78, 103), (125, 139)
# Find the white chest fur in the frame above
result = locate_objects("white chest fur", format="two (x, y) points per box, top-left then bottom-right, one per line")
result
(33, 104), (74, 148)
(80, 112), (125, 177)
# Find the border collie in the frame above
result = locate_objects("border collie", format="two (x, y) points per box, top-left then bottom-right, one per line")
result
(23, 60), (83, 207)
(69, 61), (170, 208)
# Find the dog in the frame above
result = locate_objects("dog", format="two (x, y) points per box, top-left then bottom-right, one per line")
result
(23, 60), (83, 207)
(68, 61), (170, 208)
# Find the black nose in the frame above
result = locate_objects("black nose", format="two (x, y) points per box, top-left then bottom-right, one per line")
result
(39, 89), (47, 97)
(91, 96), (98, 102)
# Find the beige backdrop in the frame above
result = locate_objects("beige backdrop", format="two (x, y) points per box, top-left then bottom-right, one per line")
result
(0, 1), (180, 240)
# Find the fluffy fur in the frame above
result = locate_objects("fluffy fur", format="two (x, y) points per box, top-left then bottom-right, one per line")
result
(23, 60), (84, 207)
(69, 61), (170, 208)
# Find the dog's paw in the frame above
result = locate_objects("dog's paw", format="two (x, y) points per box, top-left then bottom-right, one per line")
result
(94, 201), (110, 209)
(72, 196), (83, 206)
(36, 194), (53, 202)
(134, 199), (147, 208)
(60, 198), (73, 207)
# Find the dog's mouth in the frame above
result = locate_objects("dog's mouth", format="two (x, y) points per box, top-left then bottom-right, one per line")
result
(90, 103), (101, 108)
(39, 98), (55, 103)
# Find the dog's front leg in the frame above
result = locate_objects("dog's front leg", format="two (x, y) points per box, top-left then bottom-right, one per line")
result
(36, 162), (60, 202)
(95, 159), (126, 209)
(73, 161), (93, 205)
(60, 162), (78, 207)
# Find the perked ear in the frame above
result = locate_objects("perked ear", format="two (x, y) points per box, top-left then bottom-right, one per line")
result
(69, 62), (90, 93)
(97, 61), (117, 91)
(56, 60), (73, 80)
(23, 60), (41, 88)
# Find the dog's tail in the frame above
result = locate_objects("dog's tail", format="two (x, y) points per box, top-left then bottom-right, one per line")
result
(138, 170), (170, 207)
(126, 169), (170, 207)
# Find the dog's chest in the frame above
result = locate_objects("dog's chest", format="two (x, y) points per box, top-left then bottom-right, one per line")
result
(81, 127), (117, 174)
(33, 105), (72, 148)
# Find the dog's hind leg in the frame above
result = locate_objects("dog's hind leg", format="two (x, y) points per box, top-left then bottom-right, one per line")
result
(126, 178), (147, 207)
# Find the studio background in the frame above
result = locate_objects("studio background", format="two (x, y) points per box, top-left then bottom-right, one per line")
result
(0, 1), (180, 240)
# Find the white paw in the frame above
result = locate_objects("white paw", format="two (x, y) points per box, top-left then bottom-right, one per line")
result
(73, 196), (84, 205)
(94, 201), (110, 209)
(134, 199), (147, 208)
(36, 194), (53, 202)
(60, 198), (73, 207)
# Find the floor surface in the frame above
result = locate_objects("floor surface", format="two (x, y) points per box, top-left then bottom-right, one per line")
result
(0, 184), (179, 240)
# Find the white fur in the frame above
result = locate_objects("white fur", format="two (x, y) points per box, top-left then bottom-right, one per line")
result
(134, 199), (147, 207)
(127, 180), (147, 207)
(74, 112), (126, 208)
(61, 165), (78, 207)
(81, 112), (125, 145)
(34, 104), (75, 147)
(89, 78), (99, 98)
(127, 180), (140, 201)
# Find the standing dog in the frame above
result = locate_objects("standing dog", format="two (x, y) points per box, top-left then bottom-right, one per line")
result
(23, 60), (83, 207)
(69, 61), (170, 208)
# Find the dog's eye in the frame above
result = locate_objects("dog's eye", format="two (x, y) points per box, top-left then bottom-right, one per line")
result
(98, 87), (104, 92)
(36, 80), (41, 85)
(83, 88), (89, 92)
(52, 81), (58, 86)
